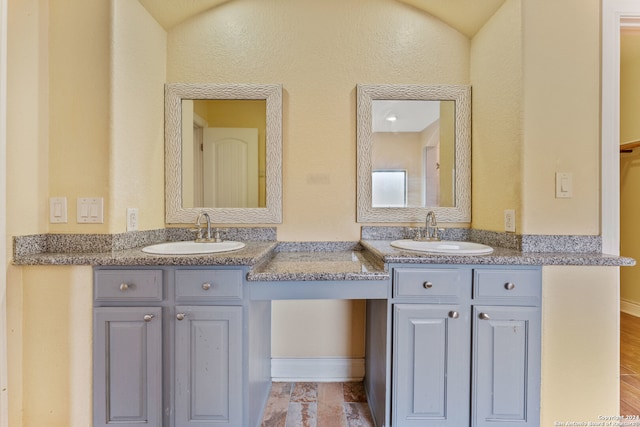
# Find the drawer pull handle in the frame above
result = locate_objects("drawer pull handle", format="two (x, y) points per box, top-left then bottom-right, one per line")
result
(119, 283), (129, 292)
(202, 283), (212, 291)
(448, 311), (459, 319)
(143, 314), (154, 322)
(505, 282), (516, 290)
(479, 312), (491, 320)
(176, 313), (186, 321)
(423, 281), (433, 289)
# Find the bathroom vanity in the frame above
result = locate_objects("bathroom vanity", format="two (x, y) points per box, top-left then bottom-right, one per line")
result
(93, 266), (271, 427)
(12, 232), (634, 427)
(378, 265), (540, 427)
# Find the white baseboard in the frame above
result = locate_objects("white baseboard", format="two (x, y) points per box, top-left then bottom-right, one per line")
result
(271, 358), (365, 382)
(621, 299), (640, 317)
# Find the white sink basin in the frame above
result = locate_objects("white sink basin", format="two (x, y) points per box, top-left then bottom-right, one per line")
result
(390, 239), (493, 255)
(142, 241), (246, 255)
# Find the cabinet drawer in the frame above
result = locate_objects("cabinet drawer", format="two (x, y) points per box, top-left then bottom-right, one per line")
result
(175, 269), (243, 301)
(473, 269), (540, 299)
(394, 268), (470, 299)
(95, 270), (163, 302)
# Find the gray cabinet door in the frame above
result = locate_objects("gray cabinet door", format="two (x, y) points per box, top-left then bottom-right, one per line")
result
(472, 305), (541, 427)
(393, 304), (470, 427)
(93, 307), (163, 427)
(174, 305), (243, 427)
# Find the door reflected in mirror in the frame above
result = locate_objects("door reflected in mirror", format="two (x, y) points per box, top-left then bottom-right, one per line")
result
(165, 83), (282, 224)
(371, 100), (455, 208)
(182, 99), (267, 209)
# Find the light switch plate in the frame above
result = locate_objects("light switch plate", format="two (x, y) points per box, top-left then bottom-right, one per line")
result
(555, 172), (573, 198)
(49, 197), (67, 223)
(77, 197), (104, 223)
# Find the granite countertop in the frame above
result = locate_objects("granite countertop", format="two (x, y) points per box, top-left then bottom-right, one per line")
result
(12, 241), (279, 267)
(361, 240), (636, 267)
(11, 227), (636, 282)
(246, 246), (389, 282)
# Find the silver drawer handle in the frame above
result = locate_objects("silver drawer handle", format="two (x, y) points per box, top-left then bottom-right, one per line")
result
(119, 283), (129, 291)
(143, 314), (154, 322)
(202, 283), (212, 291)
(423, 281), (433, 289)
(505, 282), (515, 290)
(479, 312), (491, 320)
(448, 311), (459, 319)
(176, 313), (186, 321)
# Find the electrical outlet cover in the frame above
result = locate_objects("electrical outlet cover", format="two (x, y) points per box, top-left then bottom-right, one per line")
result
(127, 208), (139, 232)
(504, 209), (516, 233)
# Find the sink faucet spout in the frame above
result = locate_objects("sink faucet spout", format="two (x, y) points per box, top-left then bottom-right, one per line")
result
(425, 210), (440, 241)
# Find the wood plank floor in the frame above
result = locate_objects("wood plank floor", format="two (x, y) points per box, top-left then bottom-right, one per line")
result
(621, 312), (640, 415)
(260, 382), (375, 427)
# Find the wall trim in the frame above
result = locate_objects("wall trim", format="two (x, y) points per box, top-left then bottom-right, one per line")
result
(621, 299), (640, 317)
(271, 358), (365, 382)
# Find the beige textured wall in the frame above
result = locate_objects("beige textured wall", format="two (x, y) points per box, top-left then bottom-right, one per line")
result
(167, 0), (470, 240)
(620, 31), (640, 305)
(48, 0), (111, 233)
(470, 0), (523, 232)
(521, 0), (601, 235)
(110, 0), (166, 232)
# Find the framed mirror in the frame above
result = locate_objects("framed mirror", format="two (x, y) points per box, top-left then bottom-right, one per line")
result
(356, 84), (471, 222)
(165, 83), (282, 223)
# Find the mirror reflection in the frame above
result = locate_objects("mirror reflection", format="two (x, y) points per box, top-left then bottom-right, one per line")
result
(356, 84), (471, 223)
(165, 83), (282, 224)
(181, 99), (267, 209)
(371, 100), (455, 208)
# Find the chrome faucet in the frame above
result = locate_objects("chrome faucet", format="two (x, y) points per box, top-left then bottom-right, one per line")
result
(425, 210), (440, 241)
(195, 212), (221, 243)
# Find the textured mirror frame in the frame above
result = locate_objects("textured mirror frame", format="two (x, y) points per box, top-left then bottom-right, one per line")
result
(165, 83), (283, 223)
(356, 84), (471, 223)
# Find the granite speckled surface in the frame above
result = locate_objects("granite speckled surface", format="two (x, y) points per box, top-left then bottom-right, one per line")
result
(12, 240), (278, 267)
(12, 228), (635, 278)
(13, 227), (278, 258)
(360, 240), (635, 267)
(246, 244), (388, 282)
(361, 226), (603, 253)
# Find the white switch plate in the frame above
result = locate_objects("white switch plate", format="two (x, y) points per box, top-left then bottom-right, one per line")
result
(555, 172), (573, 198)
(49, 197), (67, 223)
(77, 197), (104, 223)
(504, 209), (516, 233)
(127, 208), (139, 232)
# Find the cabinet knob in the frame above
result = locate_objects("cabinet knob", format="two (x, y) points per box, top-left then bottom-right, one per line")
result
(505, 282), (515, 290)
(448, 311), (459, 319)
(423, 281), (433, 289)
(202, 283), (212, 291)
(143, 314), (154, 322)
(479, 312), (491, 320)
(119, 283), (129, 291)
(176, 313), (186, 321)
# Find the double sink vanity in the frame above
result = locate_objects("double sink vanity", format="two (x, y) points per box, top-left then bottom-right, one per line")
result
(12, 225), (634, 427)
(10, 80), (633, 427)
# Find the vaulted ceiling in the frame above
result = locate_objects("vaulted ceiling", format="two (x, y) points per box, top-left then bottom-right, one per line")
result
(138, 0), (506, 38)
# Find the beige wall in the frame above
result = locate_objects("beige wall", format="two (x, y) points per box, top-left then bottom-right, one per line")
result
(620, 31), (640, 305)
(521, 0), (601, 235)
(48, 0), (111, 234)
(5, 0), (624, 424)
(110, 0), (166, 232)
(470, 0), (523, 232)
